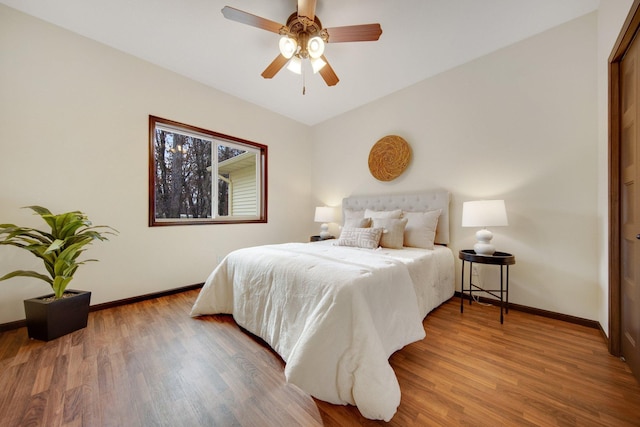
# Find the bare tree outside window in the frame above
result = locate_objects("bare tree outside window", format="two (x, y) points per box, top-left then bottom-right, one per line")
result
(154, 129), (212, 219)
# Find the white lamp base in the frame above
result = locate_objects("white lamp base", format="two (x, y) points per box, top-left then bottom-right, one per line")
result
(474, 228), (495, 255)
(319, 223), (330, 240)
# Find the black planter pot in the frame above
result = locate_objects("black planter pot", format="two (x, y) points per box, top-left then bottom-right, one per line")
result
(23, 289), (91, 341)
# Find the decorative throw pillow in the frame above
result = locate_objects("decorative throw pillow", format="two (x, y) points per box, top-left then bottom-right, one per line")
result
(402, 209), (441, 249)
(334, 227), (383, 249)
(372, 217), (408, 249)
(364, 208), (402, 219)
(343, 209), (365, 220)
(344, 217), (372, 228)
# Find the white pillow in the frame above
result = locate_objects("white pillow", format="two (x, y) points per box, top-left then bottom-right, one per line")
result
(372, 217), (408, 249)
(344, 217), (372, 228)
(334, 227), (383, 249)
(364, 209), (402, 219)
(344, 208), (365, 219)
(343, 209), (365, 226)
(402, 209), (441, 249)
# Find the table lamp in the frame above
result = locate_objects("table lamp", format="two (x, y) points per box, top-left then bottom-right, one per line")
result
(461, 200), (508, 255)
(314, 207), (336, 239)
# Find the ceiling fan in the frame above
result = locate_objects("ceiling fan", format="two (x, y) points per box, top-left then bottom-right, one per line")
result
(221, 0), (382, 88)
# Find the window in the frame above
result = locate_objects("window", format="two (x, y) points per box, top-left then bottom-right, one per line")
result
(149, 116), (267, 226)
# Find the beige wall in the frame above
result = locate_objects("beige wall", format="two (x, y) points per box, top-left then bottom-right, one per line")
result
(311, 12), (599, 320)
(0, 3), (635, 327)
(0, 5), (313, 323)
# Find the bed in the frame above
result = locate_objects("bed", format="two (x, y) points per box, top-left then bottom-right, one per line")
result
(190, 190), (455, 421)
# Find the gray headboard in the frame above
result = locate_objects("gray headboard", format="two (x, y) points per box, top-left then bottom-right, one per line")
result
(342, 189), (451, 245)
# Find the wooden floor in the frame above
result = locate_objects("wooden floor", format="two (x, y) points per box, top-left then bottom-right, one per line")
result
(1, 290), (640, 427)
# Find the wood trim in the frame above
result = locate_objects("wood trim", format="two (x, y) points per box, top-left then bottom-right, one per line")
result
(608, 0), (640, 357)
(609, 57), (622, 356)
(0, 283), (204, 333)
(0, 319), (26, 334)
(148, 115), (268, 227)
(3, 287), (601, 334)
(88, 283), (204, 311)
(609, 1), (640, 63)
(455, 292), (601, 330)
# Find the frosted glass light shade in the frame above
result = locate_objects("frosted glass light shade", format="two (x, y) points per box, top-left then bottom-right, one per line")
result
(462, 200), (508, 255)
(307, 36), (325, 59)
(286, 56), (302, 74)
(311, 57), (326, 73)
(279, 36), (298, 59)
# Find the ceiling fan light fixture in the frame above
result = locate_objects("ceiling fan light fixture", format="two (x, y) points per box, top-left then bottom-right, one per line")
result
(221, 4), (381, 87)
(311, 57), (326, 73)
(286, 56), (302, 74)
(307, 36), (325, 59)
(279, 36), (298, 59)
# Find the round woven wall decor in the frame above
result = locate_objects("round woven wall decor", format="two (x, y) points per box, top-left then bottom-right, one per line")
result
(368, 135), (411, 181)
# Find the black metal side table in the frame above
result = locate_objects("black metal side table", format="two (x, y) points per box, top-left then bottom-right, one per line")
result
(459, 249), (515, 324)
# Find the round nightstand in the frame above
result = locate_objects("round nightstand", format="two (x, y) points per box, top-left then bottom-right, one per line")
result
(459, 249), (515, 324)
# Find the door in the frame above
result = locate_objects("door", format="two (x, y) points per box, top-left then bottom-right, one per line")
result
(620, 29), (640, 383)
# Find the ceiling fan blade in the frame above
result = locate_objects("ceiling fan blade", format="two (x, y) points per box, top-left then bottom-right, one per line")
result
(325, 24), (383, 43)
(221, 6), (285, 34)
(318, 55), (339, 86)
(261, 54), (289, 79)
(297, 0), (316, 21)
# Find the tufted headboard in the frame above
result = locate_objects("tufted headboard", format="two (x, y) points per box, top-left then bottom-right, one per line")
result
(342, 189), (451, 245)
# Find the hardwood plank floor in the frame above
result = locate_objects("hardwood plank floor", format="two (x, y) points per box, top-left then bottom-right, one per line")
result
(1, 290), (639, 426)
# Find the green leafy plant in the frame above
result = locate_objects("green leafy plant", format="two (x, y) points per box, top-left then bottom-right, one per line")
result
(0, 206), (117, 299)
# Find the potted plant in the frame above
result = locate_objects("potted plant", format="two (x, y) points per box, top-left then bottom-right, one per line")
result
(0, 206), (117, 341)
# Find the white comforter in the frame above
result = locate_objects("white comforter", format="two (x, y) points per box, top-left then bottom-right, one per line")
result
(190, 241), (454, 421)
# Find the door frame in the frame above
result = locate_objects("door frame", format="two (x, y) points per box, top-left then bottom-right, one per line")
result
(609, 0), (640, 356)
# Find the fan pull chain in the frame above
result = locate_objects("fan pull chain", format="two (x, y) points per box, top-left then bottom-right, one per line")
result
(302, 64), (306, 95)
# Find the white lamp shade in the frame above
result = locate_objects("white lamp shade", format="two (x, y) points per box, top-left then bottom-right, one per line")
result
(314, 206), (336, 223)
(461, 200), (508, 227)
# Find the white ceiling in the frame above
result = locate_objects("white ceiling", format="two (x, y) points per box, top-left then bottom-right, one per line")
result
(1, 0), (599, 125)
